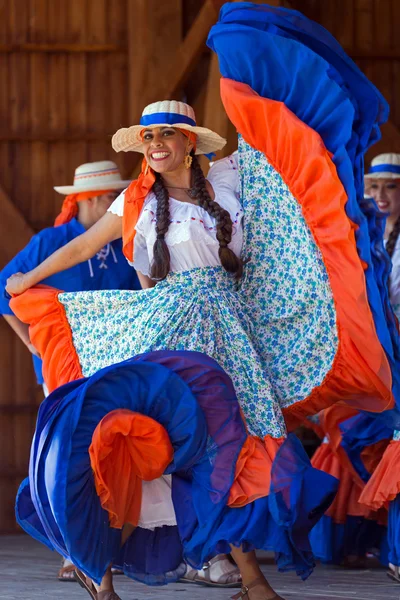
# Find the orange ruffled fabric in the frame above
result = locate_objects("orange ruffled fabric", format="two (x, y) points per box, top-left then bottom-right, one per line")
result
(312, 442), (386, 525)
(220, 78), (394, 430)
(228, 435), (284, 507)
(359, 440), (400, 511)
(89, 409), (173, 528)
(10, 286), (82, 392)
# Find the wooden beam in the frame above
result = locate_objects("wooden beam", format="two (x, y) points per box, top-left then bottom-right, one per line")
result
(350, 49), (400, 59)
(365, 120), (400, 163)
(127, 0), (182, 122)
(0, 43), (124, 53)
(0, 186), (34, 266)
(0, 133), (113, 142)
(199, 52), (231, 172)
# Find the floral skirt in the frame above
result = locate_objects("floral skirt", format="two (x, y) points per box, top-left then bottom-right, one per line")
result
(56, 266), (286, 439)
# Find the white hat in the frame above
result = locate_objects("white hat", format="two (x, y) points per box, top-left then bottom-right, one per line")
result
(112, 100), (227, 156)
(54, 161), (131, 195)
(365, 153), (400, 179)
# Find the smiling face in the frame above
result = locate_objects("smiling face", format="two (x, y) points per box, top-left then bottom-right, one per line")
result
(366, 178), (400, 218)
(141, 127), (194, 174)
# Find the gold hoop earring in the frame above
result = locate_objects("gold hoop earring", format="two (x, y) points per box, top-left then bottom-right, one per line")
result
(144, 162), (149, 175)
(184, 154), (193, 169)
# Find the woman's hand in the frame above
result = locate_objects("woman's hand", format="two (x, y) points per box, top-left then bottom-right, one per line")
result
(6, 272), (31, 296)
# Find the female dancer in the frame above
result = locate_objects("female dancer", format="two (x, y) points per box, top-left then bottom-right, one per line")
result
(359, 153), (400, 581)
(6, 4), (398, 600)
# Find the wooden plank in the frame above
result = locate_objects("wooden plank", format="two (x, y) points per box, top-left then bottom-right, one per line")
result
(0, 0), (8, 44)
(0, 178), (34, 265)
(87, 0), (106, 43)
(334, 0), (354, 48)
(354, 0), (373, 52)
(128, 0), (212, 120)
(0, 322), (14, 407)
(127, 0), (182, 122)
(373, 0), (392, 53)
(0, 133), (115, 141)
(0, 43), (125, 52)
(44, 3), (69, 229)
(199, 52), (230, 171)
(108, 0), (127, 45)
(392, 59), (400, 129)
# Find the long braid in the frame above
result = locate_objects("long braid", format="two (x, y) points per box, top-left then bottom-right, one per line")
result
(191, 155), (243, 280)
(386, 215), (400, 259)
(150, 154), (243, 281)
(150, 173), (171, 280)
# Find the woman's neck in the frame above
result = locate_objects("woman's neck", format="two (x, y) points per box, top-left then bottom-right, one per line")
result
(160, 166), (192, 189)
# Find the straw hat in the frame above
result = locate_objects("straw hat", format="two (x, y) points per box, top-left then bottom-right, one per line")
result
(365, 153), (400, 179)
(112, 100), (227, 156)
(54, 161), (131, 195)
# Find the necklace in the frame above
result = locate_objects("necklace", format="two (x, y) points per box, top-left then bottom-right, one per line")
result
(166, 185), (197, 200)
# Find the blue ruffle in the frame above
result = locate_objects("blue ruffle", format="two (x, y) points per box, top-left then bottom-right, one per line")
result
(388, 495), (400, 566)
(339, 414), (392, 483)
(207, 3), (400, 416)
(310, 514), (387, 564)
(16, 350), (337, 584)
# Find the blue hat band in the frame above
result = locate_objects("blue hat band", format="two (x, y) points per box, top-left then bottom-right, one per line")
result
(140, 112), (197, 128)
(369, 164), (400, 175)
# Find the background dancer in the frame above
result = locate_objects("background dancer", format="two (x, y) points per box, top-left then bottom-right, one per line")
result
(0, 160), (141, 581)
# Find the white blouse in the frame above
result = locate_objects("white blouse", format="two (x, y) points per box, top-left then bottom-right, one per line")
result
(108, 154), (243, 277)
(389, 236), (400, 319)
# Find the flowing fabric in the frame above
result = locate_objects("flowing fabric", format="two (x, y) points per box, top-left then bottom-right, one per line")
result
(208, 2), (400, 425)
(12, 1), (400, 587)
(16, 351), (337, 584)
(310, 438), (387, 564)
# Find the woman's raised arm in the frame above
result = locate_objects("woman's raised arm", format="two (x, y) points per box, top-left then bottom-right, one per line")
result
(6, 211), (123, 295)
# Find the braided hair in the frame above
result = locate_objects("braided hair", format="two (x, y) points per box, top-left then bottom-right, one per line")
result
(150, 173), (172, 280)
(150, 153), (243, 281)
(386, 215), (400, 259)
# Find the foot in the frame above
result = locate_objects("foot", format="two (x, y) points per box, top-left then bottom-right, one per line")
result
(182, 554), (241, 587)
(233, 576), (284, 600)
(58, 558), (76, 582)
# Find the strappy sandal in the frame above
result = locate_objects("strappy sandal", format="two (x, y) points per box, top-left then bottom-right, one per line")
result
(58, 558), (77, 582)
(74, 569), (122, 599)
(231, 576), (286, 600)
(74, 570), (97, 599)
(180, 554), (242, 587)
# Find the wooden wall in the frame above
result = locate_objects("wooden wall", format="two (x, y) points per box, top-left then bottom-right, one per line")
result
(0, 0), (399, 533)
(296, 0), (400, 161)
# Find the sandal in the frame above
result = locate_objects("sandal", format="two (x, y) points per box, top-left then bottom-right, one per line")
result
(58, 558), (77, 582)
(74, 570), (97, 599)
(231, 576), (285, 600)
(387, 563), (400, 583)
(180, 554), (241, 587)
(74, 570), (122, 599)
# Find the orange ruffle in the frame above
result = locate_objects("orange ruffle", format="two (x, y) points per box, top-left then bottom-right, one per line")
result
(89, 409), (174, 528)
(361, 439), (390, 475)
(359, 440), (400, 511)
(10, 286), (83, 392)
(220, 78), (394, 430)
(312, 442), (386, 525)
(228, 435), (284, 507)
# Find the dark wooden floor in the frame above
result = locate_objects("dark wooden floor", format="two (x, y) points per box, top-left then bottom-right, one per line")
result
(1, 535), (400, 600)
